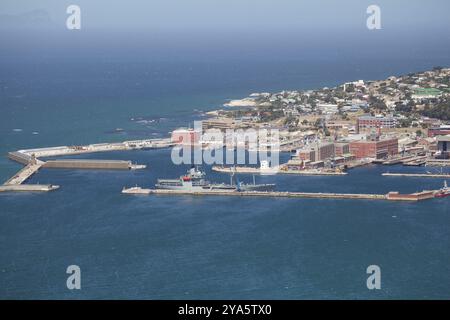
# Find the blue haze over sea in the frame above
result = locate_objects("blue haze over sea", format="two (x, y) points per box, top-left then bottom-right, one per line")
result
(1, 0), (450, 299)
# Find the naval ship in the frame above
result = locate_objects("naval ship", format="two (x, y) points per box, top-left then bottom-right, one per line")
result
(155, 166), (275, 192)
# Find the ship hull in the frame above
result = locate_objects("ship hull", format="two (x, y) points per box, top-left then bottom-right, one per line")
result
(435, 192), (450, 198)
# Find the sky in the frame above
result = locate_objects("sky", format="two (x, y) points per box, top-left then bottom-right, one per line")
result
(0, 1), (449, 65)
(1, 0), (450, 34)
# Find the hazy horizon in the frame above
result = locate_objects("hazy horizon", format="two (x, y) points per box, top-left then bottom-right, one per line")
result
(1, 0), (449, 33)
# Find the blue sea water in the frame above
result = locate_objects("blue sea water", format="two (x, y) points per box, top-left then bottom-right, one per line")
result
(1, 30), (450, 299)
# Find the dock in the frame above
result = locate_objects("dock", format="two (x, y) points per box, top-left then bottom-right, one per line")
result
(402, 156), (427, 166)
(0, 184), (59, 193)
(3, 161), (45, 185)
(211, 166), (347, 176)
(277, 169), (347, 176)
(212, 166), (277, 174)
(122, 186), (438, 202)
(16, 138), (173, 158)
(426, 159), (450, 167)
(382, 172), (450, 178)
(2, 138), (162, 192)
(43, 159), (145, 170)
(122, 187), (386, 200)
(1, 156), (57, 192)
(382, 155), (416, 165)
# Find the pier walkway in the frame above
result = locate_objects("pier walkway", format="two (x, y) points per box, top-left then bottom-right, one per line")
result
(211, 166), (346, 176)
(4, 160), (45, 185)
(2, 138), (160, 192)
(122, 186), (437, 202)
(0, 184), (59, 192)
(382, 172), (450, 178)
(122, 187), (386, 200)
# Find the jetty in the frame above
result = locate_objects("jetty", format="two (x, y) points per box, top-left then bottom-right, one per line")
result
(382, 155), (415, 165)
(4, 161), (45, 185)
(0, 184), (59, 193)
(121, 186), (437, 202)
(1, 138), (170, 192)
(211, 166), (346, 176)
(0, 155), (60, 192)
(402, 156), (427, 166)
(426, 159), (450, 167)
(382, 172), (450, 178)
(42, 159), (145, 170)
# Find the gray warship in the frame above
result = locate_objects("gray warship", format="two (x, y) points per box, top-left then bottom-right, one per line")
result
(155, 167), (275, 192)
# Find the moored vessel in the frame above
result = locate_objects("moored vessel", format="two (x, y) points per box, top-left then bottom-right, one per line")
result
(155, 166), (276, 192)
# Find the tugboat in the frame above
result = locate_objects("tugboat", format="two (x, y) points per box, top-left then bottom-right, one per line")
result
(435, 181), (450, 198)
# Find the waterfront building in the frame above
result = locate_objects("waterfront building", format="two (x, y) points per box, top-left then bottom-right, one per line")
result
(334, 143), (350, 157)
(297, 142), (335, 162)
(428, 125), (450, 137)
(298, 149), (316, 162)
(349, 137), (398, 159)
(316, 142), (335, 161)
(436, 135), (450, 159)
(356, 115), (397, 133)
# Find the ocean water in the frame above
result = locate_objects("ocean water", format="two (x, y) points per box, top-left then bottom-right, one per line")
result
(1, 31), (450, 299)
(0, 150), (449, 299)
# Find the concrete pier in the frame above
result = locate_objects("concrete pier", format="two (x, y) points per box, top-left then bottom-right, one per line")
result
(122, 187), (388, 200)
(4, 161), (45, 185)
(211, 166), (346, 176)
(0, 184), (59, 192)
(122, 187), (440, 201)
(426, 159), (450, 167)
(382, 172), (450, 178)
(3, 138), (156, 192)
(8, 151), (34, 165)
(43, 159), (139, 170)
(402, 156), (427, 166)
(382, 155), (415, 165)
(16, 138), (173, 158)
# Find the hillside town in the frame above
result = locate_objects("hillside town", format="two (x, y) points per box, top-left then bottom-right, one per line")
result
(171, 67), (450, 173)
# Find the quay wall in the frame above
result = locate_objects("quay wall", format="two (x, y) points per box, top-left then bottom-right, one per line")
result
(426, 159), (450, 167)
(123, 188), (435, 202)
(8, 152), (32, 165)
(387, 191), (435, 201)
(43, 159), (131, 170)
(382, 173), (450, 178)
(0, 184), (58, 192)
(144, 189), (388, 200)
